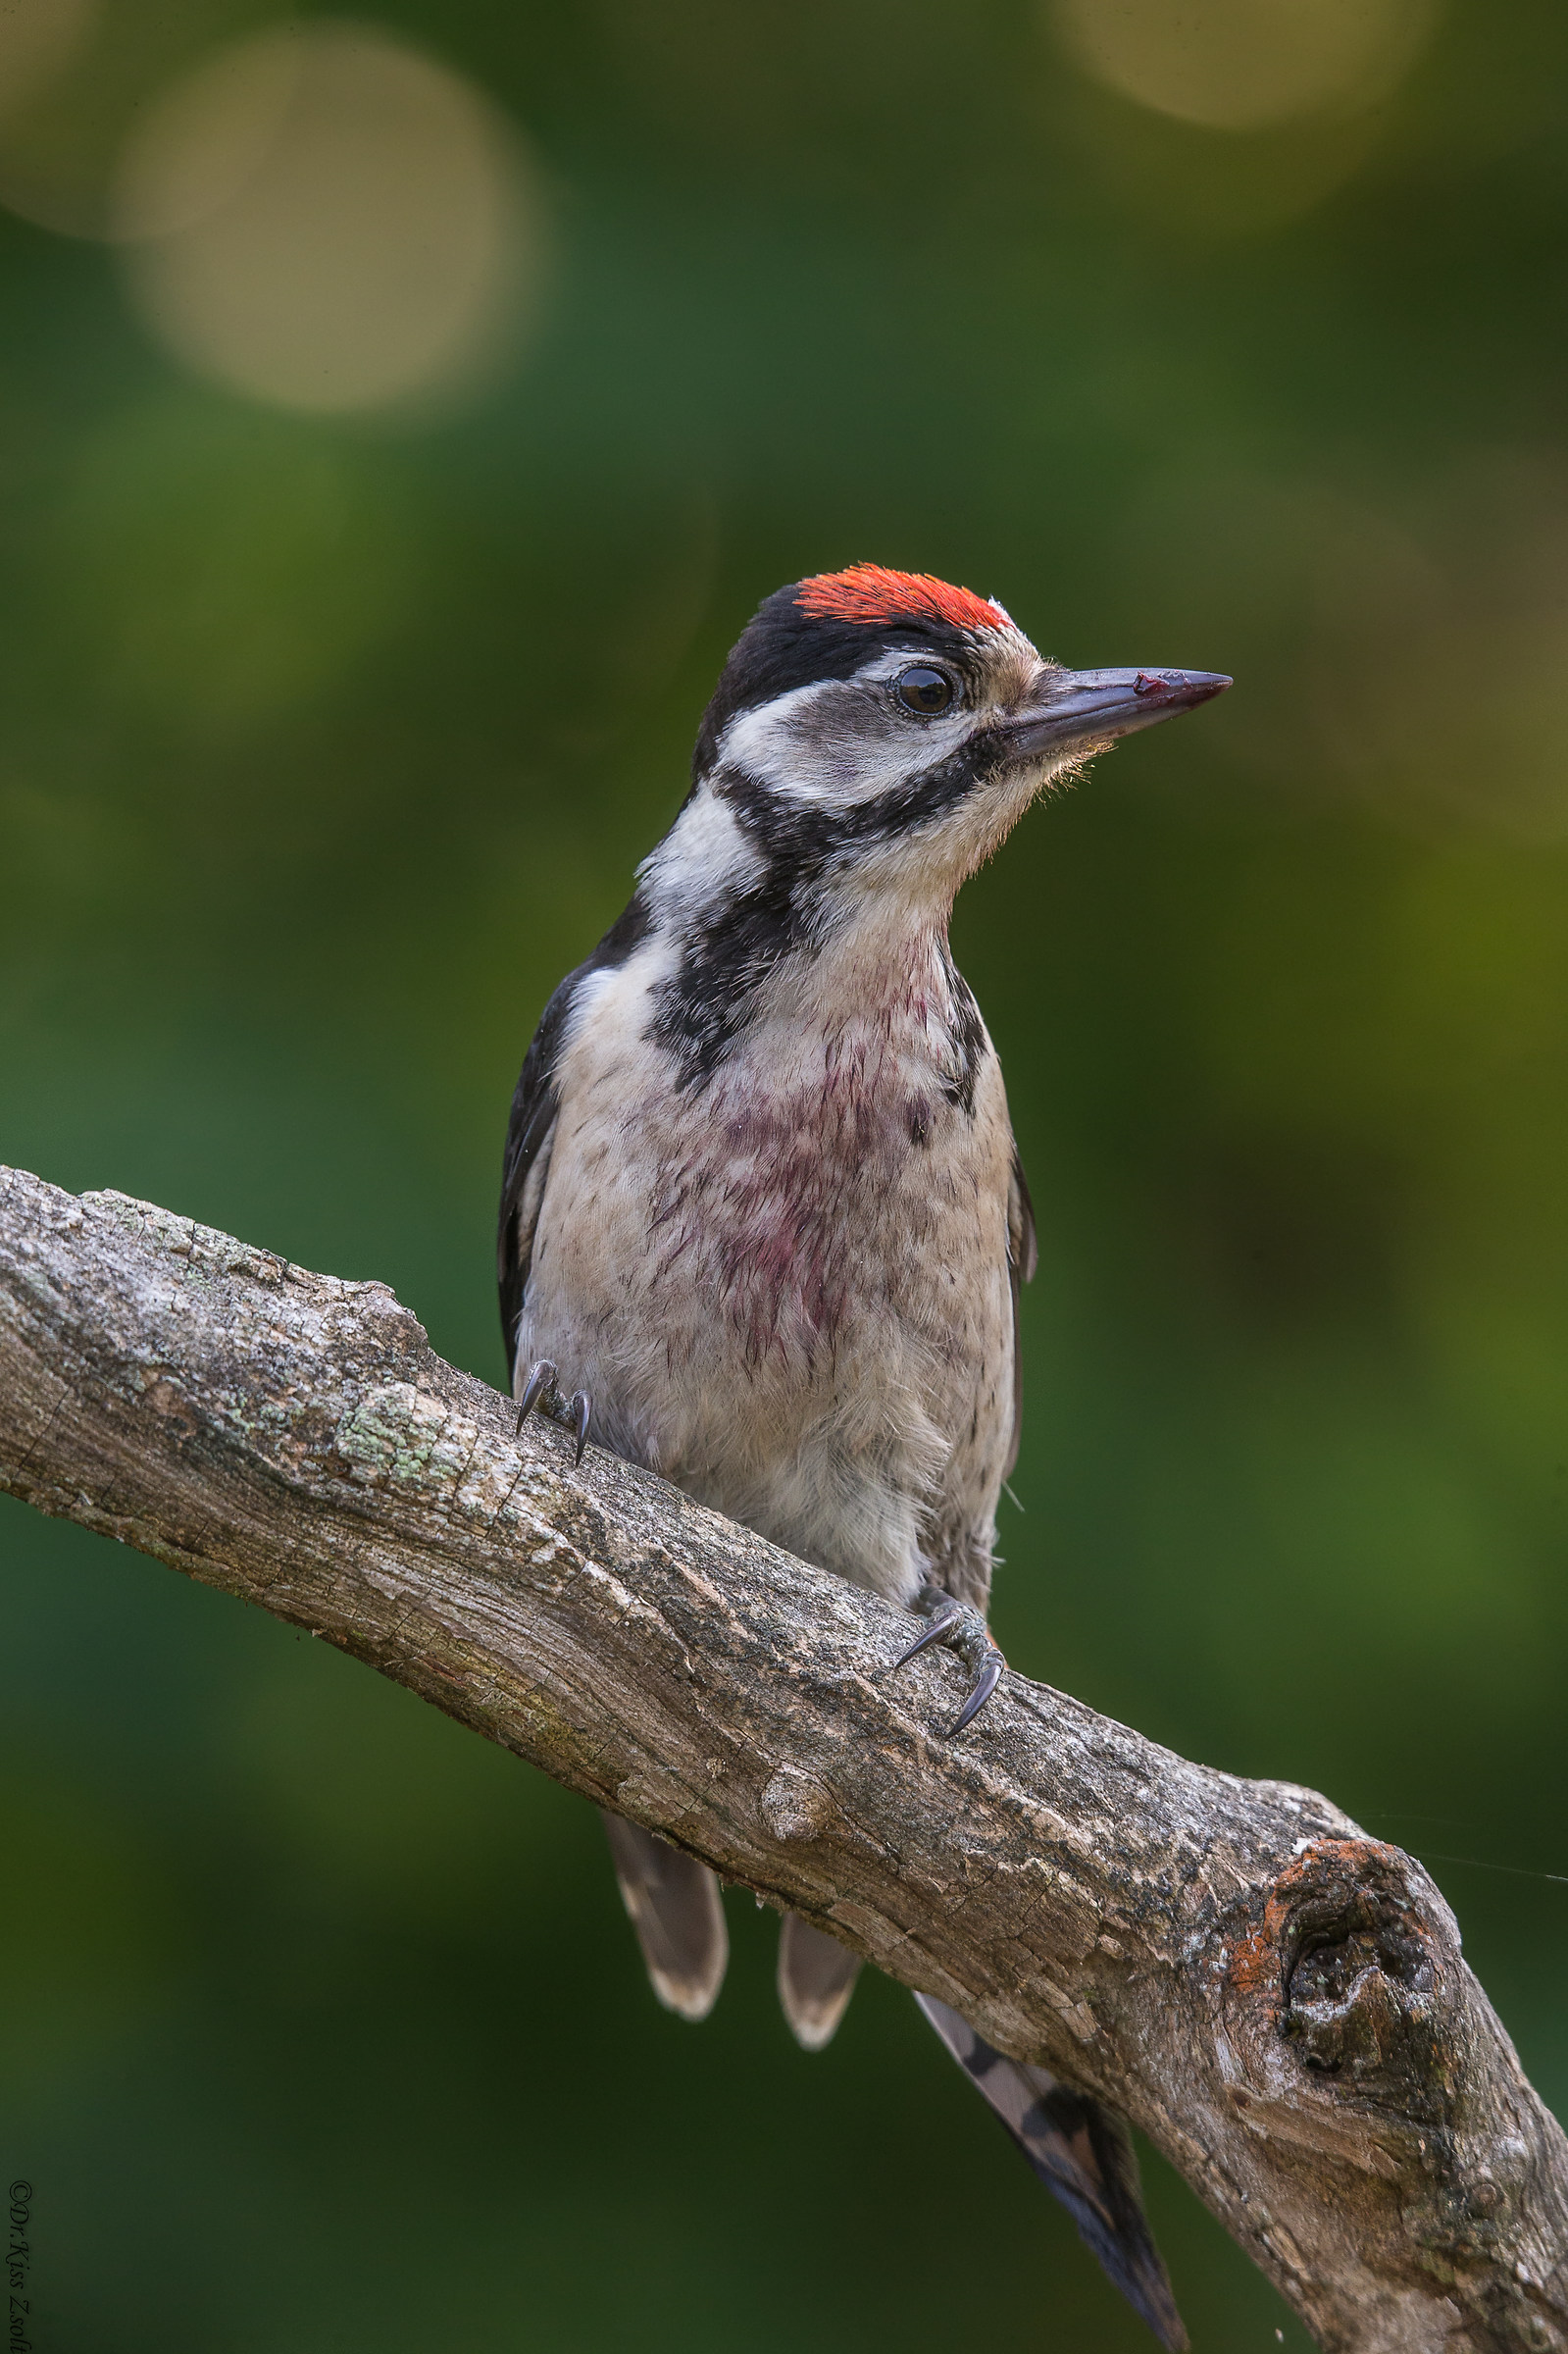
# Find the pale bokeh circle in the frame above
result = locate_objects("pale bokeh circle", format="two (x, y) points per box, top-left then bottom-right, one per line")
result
(1050, 0), (1442, 131)
(111, 26), (540, 416)
(0, 0), (96, 119)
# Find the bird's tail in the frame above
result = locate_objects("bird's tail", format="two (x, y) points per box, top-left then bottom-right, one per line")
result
(915, 1994), (1189, 2352)
(598, 1832), (1184, 2345)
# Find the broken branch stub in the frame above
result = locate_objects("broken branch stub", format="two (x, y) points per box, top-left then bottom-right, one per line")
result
(0, 1161), (1564, 2351)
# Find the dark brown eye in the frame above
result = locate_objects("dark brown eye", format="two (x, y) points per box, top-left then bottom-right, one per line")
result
(894, 665), (955, 715)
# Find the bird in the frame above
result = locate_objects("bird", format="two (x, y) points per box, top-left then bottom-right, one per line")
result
(498, 563), (1228, 2348)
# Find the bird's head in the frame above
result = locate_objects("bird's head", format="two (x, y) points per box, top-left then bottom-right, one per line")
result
(672, 564), (1229, 918)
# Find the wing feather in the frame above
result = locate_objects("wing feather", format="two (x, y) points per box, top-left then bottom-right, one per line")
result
(496, 893), (651, 1380)
(601, 1813), (729, 2022)
(1004, 1143), (1037, 1479)
(777, 1915), (863, 2051)
(497, 1026), (562, 1379)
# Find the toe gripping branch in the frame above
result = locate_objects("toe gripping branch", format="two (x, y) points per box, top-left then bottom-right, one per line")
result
(889, 1583), (1006, 1737)
(515, 1357), (592, 1466)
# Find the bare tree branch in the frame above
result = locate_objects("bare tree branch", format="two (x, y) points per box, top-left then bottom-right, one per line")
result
(1, 1160), (1564, 2349)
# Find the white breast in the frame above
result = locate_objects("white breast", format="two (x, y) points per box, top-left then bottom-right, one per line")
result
(517, 931), (1016, 1609)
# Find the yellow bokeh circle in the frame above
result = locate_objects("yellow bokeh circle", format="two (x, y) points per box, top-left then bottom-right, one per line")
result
(1051, 0), (1441, 131)
(112, 24), (542, 416)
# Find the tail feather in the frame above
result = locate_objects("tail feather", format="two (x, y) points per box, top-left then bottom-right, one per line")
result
(777, 1915), (863, 2051)
(600, 1812), (729, 2022)
(915, 1994), (1188, 2352)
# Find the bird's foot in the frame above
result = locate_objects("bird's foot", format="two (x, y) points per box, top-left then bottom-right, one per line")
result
(515, 1357), (592, 1465)
(888, 1583), (1005, 1736)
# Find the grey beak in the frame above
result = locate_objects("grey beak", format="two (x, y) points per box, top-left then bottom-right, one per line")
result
(1003, 667), (1231, 762)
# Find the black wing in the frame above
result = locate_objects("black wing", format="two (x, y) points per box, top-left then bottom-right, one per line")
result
(916, 1995), (1188, 2351)
(497, 894), (651, 1379)
(496, 985), (567, 1381)
(1004, 1142), (1037, 1479)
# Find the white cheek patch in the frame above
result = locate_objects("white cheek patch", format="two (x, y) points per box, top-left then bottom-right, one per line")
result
(720, 682), (849, 801)
(720, 674), (975, 809)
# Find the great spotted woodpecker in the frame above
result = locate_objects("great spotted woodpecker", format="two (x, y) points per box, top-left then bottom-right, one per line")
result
(499, 566), (1227, 2346)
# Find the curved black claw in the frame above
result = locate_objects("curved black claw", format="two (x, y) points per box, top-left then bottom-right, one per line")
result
(891, 1597), (964, 1668)
(949, 1648), (1004, 1736)
(569, 1390), (591, 1466)
(516, 1358), (561, 1435)
(888, 1584), (1006, 1739)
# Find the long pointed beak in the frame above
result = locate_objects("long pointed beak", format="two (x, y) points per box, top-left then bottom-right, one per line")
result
(1003, 666), (1231, 762)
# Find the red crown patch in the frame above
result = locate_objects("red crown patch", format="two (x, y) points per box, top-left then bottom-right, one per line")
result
(795, 565), (1009, 635)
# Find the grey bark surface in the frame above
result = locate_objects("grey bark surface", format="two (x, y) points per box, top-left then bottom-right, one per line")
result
(1, 1160), (1564, 2351)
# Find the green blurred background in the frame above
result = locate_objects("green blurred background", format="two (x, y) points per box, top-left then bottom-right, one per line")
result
(3, 0), (1567, 2345)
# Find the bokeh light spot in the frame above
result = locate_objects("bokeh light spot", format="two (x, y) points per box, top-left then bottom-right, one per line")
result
(111, 25), (544, 416)
(1050, 0), (1442, 130)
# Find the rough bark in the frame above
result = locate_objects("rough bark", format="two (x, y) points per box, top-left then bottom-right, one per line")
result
(1, 1160), (1564, 2350)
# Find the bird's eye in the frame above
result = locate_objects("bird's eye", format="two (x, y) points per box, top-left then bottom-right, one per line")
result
(894, 665), (955, 716)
